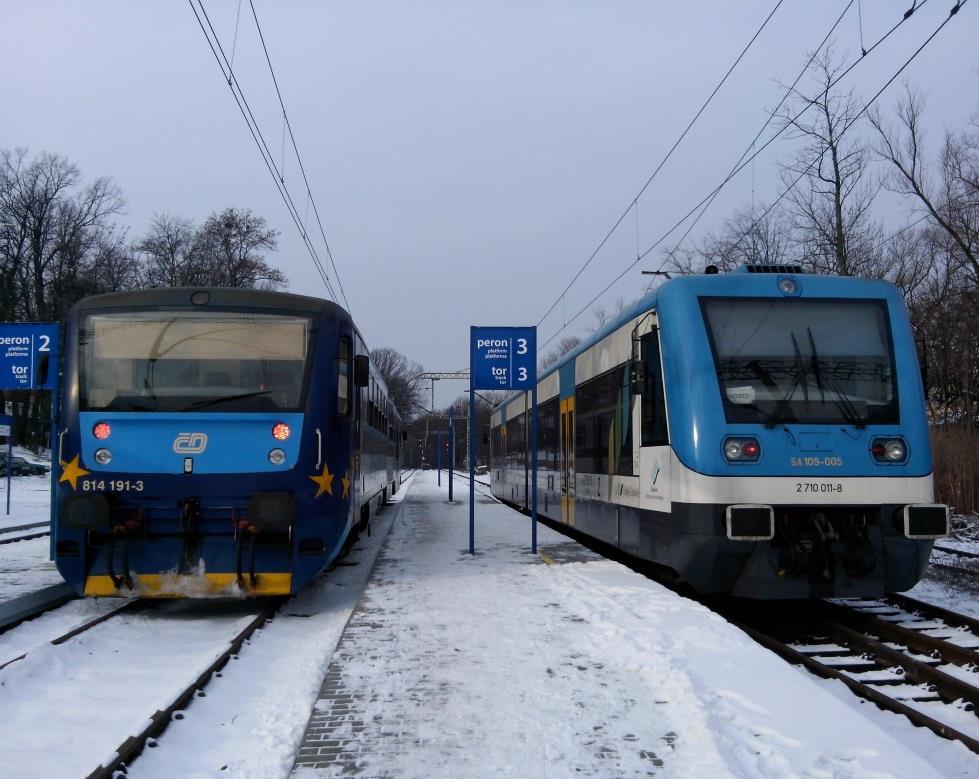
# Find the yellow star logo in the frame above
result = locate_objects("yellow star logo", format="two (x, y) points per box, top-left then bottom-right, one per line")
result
(309, 464), (334, 498)
(59, 454), (90, 491)
(341, 474), (350, 499)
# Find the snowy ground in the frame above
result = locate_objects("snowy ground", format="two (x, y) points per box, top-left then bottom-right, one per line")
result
(2, 468), (978, 776)
(0, 448), (58, 602)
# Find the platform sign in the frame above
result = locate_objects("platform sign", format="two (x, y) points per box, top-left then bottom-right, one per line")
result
(0, 323), (60, 527)
(470, 327), (536, 390)
(469, 326), (538, 556)
(0, 323), (59, 390)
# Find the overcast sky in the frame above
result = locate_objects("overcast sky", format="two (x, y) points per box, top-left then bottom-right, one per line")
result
(3, 1), (976, 407)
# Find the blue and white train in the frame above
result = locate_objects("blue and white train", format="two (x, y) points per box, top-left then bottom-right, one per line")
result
(53, 288), (402, 597)
(491, 265), (949, 599)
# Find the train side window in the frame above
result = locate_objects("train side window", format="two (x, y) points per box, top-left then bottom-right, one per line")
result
(641, 331), (669, 446)
(539, 398), (560, 470)
(338, 337), (352, 416)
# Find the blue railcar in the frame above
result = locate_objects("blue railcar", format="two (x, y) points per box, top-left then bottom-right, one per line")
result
(491, 265), (949, 598)
(54, 288), (402, 597)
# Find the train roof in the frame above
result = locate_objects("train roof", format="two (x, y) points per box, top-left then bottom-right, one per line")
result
(70, 287), (351, 320)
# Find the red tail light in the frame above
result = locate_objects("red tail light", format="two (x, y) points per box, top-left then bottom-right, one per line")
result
(272, 423), (291, 441)
(93, 422), (111, 440)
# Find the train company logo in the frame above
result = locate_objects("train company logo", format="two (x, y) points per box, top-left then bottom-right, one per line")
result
(173, 432), (208, 454)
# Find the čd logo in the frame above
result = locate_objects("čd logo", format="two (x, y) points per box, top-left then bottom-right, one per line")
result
(173, 432), (208, 454)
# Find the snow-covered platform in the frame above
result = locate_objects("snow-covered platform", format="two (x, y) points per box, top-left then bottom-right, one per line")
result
(291, 470), (969, 777)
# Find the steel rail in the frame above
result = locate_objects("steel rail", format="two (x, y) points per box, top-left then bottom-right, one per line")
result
(730, 617), (979, 755)
(0, 530), (49, 545)
(0, 582), (77, 633)
(934, 544), (979, 560)
(0, 599), (141, 672)
(0, 521), (49, 534)
(824, 601), (979, 667)
(86, 596), (287, 779)
(889, 593), (979, 635)
(819, 616), (979, 713)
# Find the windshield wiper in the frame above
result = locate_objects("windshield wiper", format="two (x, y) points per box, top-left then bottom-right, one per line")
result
(748, 358), (799, 428)
(807, 327), (866, 428)
(182, 390), (274, 411)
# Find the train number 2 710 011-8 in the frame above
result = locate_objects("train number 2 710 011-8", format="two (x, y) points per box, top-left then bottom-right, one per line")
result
(796, 482), (843, 494)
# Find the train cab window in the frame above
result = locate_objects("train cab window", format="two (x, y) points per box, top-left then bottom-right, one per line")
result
(701, 298), (899, 426)
(338, 337), (352, 416)
(79, 310), (313, 413)
(640, 331), (669, 446)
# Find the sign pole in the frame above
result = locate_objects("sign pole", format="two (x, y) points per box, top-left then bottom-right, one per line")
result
(448, 414), (454, 503)
(469, 325), (537, 556)
(531, 385), (538, 553)
(469, 328), (476, 555)
(5, 421), (11, 516)
(0, 323), (59, 546)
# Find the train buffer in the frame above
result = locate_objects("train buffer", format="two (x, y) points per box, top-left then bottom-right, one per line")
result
(290, 471), (951, 777)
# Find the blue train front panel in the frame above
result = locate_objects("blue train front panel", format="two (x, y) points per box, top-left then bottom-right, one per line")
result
(645, 272), (943, 597)
(54, 291), (359, 597)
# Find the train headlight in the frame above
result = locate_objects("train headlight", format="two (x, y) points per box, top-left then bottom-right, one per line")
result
(93, 422), (111, 440)
(272, 423), (291, 441)
(871, 437), (908, 463)
(94, 448), (112, 465)
(268, 448), (286, 465)
(777, 275), (801, 296)
(723, 437), (760, 462)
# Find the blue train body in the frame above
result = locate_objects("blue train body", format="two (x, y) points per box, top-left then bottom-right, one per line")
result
(491, 266), (948, 598)
(54, 288), (402, 597)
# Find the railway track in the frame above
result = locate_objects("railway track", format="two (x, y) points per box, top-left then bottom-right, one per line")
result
(721, 594), (979, 754)
(0, 521), (50, 545)
(0, 593), (285, 778)
(87, 597), (284, 779)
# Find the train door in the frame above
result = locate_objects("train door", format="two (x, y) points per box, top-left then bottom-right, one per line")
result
(560, 396), (575, 526)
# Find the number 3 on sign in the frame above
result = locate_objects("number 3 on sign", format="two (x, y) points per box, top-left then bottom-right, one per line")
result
(516, 338), (528, 355)
(517, 367), (527, 382)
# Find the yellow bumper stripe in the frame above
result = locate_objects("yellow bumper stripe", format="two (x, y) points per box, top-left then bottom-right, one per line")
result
(83, 572), (292, 598)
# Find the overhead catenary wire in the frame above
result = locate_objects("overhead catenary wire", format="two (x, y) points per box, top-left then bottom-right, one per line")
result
(535, 0), (786, 330)
(537, 0), (966, 353)
(725, 0), (965, 258)
(187, 0), (339, 303)
(664, 0), (932, 268)
(662, 0), (857, 269)
(247, 0), (352, 314)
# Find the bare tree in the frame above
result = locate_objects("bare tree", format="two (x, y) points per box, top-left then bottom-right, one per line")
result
(0, 148), (124, 321)
(370, 346), (426, 420)
(779, 48), (882, 277)
(539, 335), (580, 371)
(191, 207), (286, 289)
(136, 213), (200, 287)
(869, 86), (979, 284)
(666, 204), (796, 274)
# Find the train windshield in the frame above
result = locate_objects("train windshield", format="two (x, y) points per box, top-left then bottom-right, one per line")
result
(79, 310), (314, 412)
(701, 298), (899, 426)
